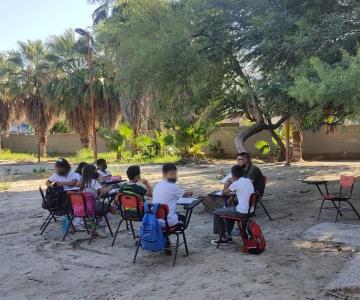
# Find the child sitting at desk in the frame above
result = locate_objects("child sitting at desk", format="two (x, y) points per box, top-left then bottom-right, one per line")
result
(211, 165), (254, 245)
(46, 158), (80, 191)
(153, 163), (193, 226)
(79, 164), (116, 215)
(118, 165), (153, 200)
(152, 163), (193, 255)
(96, 158), (112, 182)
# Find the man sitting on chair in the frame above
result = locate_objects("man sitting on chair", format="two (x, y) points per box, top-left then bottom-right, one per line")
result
(222, 152), (264, 195)
(211, 165), (254, 245)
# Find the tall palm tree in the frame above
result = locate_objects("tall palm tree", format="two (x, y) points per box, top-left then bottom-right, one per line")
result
(3, 41), (56, 156)
(45, 29), (122, 148)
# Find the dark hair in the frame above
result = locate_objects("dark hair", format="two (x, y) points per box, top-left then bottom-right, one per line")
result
(127, 165), (141, 180)
(96, 158), (106, 167)
(75, 162), (88, 175)
(162, 163), (177, 174)
(237, 152), (250, 160)
(80, 164), (98, 190)
(231, 165), (244, 179)
(55, 158), (71, 172)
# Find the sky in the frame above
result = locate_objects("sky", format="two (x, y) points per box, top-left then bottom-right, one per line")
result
(0, 0), (97, 52)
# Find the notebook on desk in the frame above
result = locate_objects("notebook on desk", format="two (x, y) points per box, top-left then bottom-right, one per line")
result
(177, 197), (197, 205)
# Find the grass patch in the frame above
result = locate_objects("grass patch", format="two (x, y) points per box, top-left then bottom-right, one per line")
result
(0, 175), (11, 191)
(0, 149), (180, 165)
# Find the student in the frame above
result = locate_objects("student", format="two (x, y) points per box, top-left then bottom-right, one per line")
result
(96, 158), (112, 182)
(46, 158), (80, 191)
(119, 165), (153, 199)
(211, 165), (254, 245)
(79, 165), (112, 200)
(221, 152), (264, 194)
(152, 163), (193, 227)
(75, 162), (88, 179)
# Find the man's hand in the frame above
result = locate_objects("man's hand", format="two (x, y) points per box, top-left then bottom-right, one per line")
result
(141, 178), (149, 185)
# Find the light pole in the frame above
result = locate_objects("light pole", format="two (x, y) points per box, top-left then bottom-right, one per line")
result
(75, 28), (97, 161)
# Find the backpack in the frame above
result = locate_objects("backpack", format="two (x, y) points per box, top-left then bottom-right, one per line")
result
(240, 220), (266, 254)
(140, 203), (165, 252)
(44, 185), (66, 210)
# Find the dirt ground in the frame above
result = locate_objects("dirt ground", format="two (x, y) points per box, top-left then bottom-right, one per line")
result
(1, 160), (360, 300)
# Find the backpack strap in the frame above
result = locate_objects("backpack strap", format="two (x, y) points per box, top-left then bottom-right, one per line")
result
(144, 202), (149, 213)
(152, 203), (159, 215)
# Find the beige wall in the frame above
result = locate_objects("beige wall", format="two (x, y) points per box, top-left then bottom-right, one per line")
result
(1, 134), (109, 154)
(1, 125), (360, 159)
(208, 125), (360, 160)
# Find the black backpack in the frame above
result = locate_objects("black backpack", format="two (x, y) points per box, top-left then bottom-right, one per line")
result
(44, 185), (67, 210)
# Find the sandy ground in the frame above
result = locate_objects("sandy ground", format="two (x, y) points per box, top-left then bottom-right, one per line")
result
(1, 160), (360, 300)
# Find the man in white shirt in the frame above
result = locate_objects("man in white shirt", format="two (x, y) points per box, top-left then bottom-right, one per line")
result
(211, 165), (254, 245)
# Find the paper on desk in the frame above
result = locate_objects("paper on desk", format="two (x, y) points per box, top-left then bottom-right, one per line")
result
(109, 188), (119, 194)
(177, 197), (196, 205)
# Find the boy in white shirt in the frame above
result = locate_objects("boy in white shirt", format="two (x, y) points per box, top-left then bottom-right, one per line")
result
(152, 163), (193, 254)
(211, 165), (254, 245)
(153, 163), (193, 226)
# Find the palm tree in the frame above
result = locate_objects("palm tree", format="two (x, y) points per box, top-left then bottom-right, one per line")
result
(88, 0), (119, 24)
(3, 41), (56, 156)
(0, 56), (14, 149)
(44, 29), (122, 148)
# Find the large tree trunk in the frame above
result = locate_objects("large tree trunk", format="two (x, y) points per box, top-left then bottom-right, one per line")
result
(38, 130), (47, 157)
(79, 134), (91, 149)
(292, 117), (303, 162)
(235, 122), (266, 153)
(268, 129), (286, 161)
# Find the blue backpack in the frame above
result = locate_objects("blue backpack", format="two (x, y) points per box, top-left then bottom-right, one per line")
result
(140, 203), (165, 252)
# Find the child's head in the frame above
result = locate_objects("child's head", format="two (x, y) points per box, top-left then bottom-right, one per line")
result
(231, 165), (244, 180)
(75, 162), (88, 175)
(162, 163), (178, 183)
(54, 158), (71, 176)
(81, 164), (98, 188)
(126, 165), (141, 182)
(96, 158), (107, 170)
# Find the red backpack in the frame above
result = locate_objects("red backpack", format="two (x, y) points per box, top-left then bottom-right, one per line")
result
(240, 220), (266, 254)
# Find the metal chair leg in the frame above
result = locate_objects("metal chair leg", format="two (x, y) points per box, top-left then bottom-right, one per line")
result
(259, 200), (272, 220)
(346, 200), (360, 219)
(173, 235), (180, 266)
(182, 231), (189, 255)
(40, 213), (52, 230)
(111, 219), (123, 247)
(104, 215), (113, 237)
(83, 218), (90, 234)
(133, 239), (141, 263)
(89, 219), (98, 245)
(317, 200), (325, 220)
(335, 201), (341, 222)
(130, 221), (136, 239)
(40, 215), (53, 235)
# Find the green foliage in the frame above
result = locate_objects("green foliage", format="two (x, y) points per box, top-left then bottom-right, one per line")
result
(50, 120), (72, 134)
(175, 125), (208, 158)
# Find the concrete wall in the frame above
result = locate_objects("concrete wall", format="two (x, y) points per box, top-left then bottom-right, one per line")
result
(1, 134), (109, 154)
(1, 125), (360, 159)
(207, 125), (360, 160)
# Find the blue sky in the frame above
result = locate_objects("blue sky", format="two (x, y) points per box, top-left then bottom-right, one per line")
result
(0, 0), (97, 52)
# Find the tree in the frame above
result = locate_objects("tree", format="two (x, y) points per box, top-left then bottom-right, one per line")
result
(44, 29), (122, 148)
(5, 41), (56, 156)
